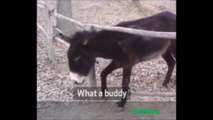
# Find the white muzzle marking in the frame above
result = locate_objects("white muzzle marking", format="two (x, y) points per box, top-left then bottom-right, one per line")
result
(69, 72), (85, 84)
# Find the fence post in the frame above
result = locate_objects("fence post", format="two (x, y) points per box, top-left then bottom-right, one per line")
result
(88, 65), (97, 87)
(37, 0), (56, 64)
(46, 8), (56, 64)
(56, 0), (75, 36)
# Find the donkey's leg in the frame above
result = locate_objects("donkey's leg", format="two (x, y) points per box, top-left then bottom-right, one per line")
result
(162, 51), (176, 87)
(117, 67), (132, 111)
(100, 61), (118, 97)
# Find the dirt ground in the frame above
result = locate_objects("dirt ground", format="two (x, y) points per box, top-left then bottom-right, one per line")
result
(37, 101), (176, 120)
(37, 0), (176, 119)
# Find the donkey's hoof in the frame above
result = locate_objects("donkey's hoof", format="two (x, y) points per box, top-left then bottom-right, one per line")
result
(116, 107), (124, 112)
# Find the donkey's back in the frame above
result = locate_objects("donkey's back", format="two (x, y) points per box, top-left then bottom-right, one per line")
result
(117, 11), (176, 32)
(88, 11), (176, 67)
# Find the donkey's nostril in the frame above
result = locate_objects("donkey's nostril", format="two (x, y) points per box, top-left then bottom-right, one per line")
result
(70, 72), (85, 85)
(74, 80), (85, 85)
(74, 81), (78, 84)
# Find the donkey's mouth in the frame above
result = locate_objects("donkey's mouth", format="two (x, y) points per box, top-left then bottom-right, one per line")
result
(74, 80), (85, 85)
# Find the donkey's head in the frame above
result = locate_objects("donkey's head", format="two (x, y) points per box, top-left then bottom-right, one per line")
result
(58, 30), (96, 84)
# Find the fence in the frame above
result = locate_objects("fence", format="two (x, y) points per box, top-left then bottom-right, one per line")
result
(37, 0), (176, 97)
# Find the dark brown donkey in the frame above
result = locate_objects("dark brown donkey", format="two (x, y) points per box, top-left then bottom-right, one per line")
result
(58, 11), (176, 110)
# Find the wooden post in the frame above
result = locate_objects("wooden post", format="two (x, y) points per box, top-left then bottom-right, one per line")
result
(88, 65), (97, 87)
(56, 0), (75, 36)
(47, 8), (56, 64)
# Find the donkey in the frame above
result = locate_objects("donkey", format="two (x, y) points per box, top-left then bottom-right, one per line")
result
(58, 11), (176, 110)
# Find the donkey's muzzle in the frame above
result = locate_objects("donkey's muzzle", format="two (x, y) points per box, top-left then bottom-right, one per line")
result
(70, 72), (86, 85)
